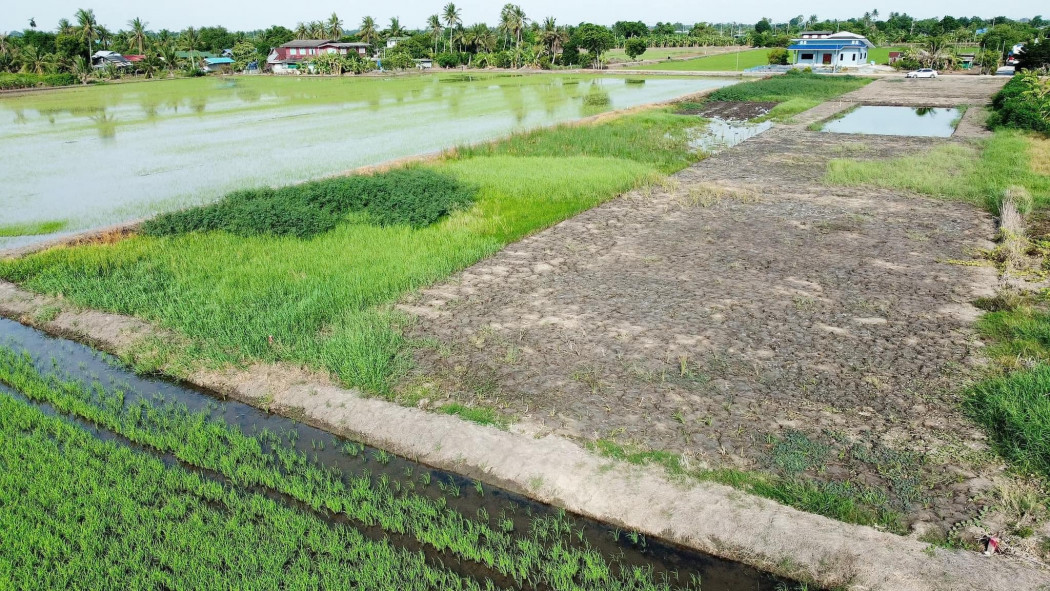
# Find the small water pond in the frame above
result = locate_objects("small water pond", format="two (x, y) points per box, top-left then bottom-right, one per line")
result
(820, 105), (961, 137)
(689, 118), (773, 154)
(0, 317), (796, 590)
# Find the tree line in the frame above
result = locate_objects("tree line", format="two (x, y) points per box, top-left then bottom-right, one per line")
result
(0, 7), (1046, 80)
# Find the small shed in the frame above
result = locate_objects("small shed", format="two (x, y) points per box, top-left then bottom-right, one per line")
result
(203, 57), (235, 73)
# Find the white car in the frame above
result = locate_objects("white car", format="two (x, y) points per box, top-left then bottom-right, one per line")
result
(906, 68), (938, 78)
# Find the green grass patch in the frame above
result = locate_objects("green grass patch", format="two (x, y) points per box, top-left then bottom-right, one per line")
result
(825, 130), (1050, 212)
(438, 403), (506, 428)
(0, 109), (692, 394)
(627, 49), (769, 71)
(0, 220), (68, 237)
(143, 168), (476, 238)
(707, 71), (870, 104)
(0, 72), (77, 90)
(965, 365), (1050, 479)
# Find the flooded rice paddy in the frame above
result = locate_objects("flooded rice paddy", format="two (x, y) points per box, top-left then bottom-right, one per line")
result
(820, 105), (961, 137)
(0, 317), (792, 590)
(0, 74), (735, 250)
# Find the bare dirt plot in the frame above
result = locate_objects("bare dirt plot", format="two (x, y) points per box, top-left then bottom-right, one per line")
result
(400, 126), (1017, 534)
(840, 76), (1008, 107)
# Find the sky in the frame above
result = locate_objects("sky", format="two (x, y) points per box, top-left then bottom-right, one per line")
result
(3, 0), (1045, 34)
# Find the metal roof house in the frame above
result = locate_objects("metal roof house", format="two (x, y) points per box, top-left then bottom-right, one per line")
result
(267, 40), (371, 73)
(203, 57), (235, 73)
(91, 51), (133, 70)
(788, 32), (873, 70)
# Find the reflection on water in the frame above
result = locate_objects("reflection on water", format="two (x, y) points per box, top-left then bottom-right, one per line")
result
(1, 75), (736, 249)
(821, 105), (960, 137)
(689, 118), (773, 153)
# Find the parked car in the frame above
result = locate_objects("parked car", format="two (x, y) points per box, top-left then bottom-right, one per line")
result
(906, 68), (938, 78)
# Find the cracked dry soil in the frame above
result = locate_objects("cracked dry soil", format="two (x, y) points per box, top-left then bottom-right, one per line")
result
(401, 126), (1009, 532)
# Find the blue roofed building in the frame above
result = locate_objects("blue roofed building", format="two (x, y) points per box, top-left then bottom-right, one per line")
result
(788, 31), (874, 70)
(203, 57), (235, 73)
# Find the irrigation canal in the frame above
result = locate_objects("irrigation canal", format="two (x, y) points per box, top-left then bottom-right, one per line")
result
(0, 317), (798, 590)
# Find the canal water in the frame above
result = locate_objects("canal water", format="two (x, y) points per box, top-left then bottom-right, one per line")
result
(0, 317), (795, 590)
(0, 74), (736, 250)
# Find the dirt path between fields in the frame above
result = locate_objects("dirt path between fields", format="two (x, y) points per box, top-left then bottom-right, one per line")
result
(3, 76), (1047, 589)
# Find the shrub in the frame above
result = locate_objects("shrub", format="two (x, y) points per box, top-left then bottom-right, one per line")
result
(624, 38), (648, 61)
(143, 168), (476, 238)
(767, 48), (789, 65)
(0, 73), (76, 90)
(989, 73), (1050, 135)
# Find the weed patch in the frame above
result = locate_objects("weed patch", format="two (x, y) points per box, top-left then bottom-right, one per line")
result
(143, 168), (476, 238)
(0, 220), (68, 238)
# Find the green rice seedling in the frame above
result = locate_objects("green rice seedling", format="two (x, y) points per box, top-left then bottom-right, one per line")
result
(343, 441), (363, 457)
(474, 480), (485, 496)
(372, 449), (392, 465)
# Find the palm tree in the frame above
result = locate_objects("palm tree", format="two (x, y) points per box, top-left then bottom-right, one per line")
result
(540, 17), (566, 61)
(388, 17), (405, 38)
(308, 21), (325, 39)
(159, 43), (180, 78)
(359, 17), (378, 46)
(498, 4), (526, 66)
(75, 8), (98, 60)
(442, 3), (462, 52)
(0, 33), (9, 57)
(294, 22), (308, 40)
(180, 27), (201, 67)
(327, 13), (343, 38)
(19, 45), (46, 74)
(128, 18), (148, 54)
(72, 55), (93, 84)
(57, 19), (73, 35)
(427, 15), (443, 54)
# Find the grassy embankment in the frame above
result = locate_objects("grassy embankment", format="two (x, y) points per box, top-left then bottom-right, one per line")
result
(605, 46), (723, 64)
(0, 346), (702, 591)
(825, 119), (1050, 489)
(678, 71), (871, 122)
(627, 48), (769, 72)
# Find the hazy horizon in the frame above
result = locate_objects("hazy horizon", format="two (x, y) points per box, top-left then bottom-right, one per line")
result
(3, 1), (1045, 35)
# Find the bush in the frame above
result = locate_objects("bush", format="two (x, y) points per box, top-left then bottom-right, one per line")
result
(624, 38), (647, 60)
(0, 73), (76, 90)
(143, 168), (477, 238)
(989, 73), (1050, 135)
(767, 48), (789, 65)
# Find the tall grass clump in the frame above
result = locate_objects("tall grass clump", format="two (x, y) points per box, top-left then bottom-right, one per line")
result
(0, 72), (77, 90)
(143, 168), (476, 238)
(0, 220), (68, 237)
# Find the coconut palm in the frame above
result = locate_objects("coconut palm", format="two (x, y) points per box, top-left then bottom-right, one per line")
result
(72, 55), (93, 84)
(294, 22), (308, 40)
(359, 17), (378, 46)
(388, 17), (405, 38)
(327, 13), (343, 38)
(308, 21), (325, 39)
(498, 4), (527, 66)
(427, 15), (443, 54)
(159, 43), (180, 78)
(180, 27), (201, 67)
(75, 8), (99, 59)
(57, 19), (73, 35)
(442, 3), (462, 52)
(540, 17), (566, 61)
(19, 45), (48, 74)
(128, 17), (148, 54)
(140, 51), (162, 78)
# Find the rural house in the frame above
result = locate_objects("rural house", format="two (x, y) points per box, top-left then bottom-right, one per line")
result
(788, 31), (873, 68)
(267, 40), (371, 73)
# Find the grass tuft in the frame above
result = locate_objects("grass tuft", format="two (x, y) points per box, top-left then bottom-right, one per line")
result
(0, 220), (68, 238)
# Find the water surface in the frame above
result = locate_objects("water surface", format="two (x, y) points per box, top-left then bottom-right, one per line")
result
(821, 105), (960, 137)
(2, 74), (734, 249)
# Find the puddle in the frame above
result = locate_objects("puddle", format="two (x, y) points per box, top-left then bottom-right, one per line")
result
(689, 118), (773, 154)
(0, 317), (792, 590)
(821, 106), (960, 137)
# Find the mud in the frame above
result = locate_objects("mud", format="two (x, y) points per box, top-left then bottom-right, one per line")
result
(679, 101), (779, 120)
